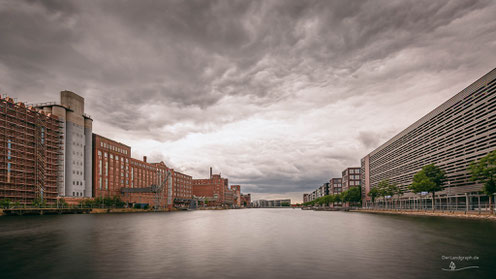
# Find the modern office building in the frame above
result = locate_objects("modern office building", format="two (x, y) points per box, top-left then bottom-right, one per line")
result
(0, 96), (63, 204)
(361, 68), (496, 204)
(252, 199), (291, 207)
(342, 167), (361, 191)
(34, 91), (93, 198)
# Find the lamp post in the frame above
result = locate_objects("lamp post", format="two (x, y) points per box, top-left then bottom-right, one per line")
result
(447, 180), (451, 212)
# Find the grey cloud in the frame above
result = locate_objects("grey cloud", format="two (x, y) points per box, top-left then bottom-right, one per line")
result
(1, 0), (495, 202)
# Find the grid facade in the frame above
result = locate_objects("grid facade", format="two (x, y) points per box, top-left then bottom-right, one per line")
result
(1, 97), (63, 204)
(361, 68), (496, 199)
(342, 167), (361, 191)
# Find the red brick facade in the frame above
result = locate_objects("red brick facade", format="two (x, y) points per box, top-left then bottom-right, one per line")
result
(92, 133), (194, 208)
(240, 193), (251, 207)
(231, 185), (241, 207)
(192, 174), (229, 206)
(171, 169), (192, 201)
(342, 167), (361, 191)
(92, 134), (131, 198)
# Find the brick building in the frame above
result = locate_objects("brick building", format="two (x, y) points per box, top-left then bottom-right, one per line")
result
(92, 134), (131, 198)
(92, 133), (193, 208)
(1, 96), (63, 204)
(240, 193), (251, 207)
(342, 167), (361, 191)
(170, 169), (193, 207)
(192, 169), (229, 206)
(231, 185), (241, 207)
(329, 178), (343, 194)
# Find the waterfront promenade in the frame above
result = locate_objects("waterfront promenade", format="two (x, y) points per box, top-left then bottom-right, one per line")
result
(351, 208), (496, 221)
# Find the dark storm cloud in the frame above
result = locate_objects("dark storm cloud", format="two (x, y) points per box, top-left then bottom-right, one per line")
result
(1, 0), (495, 201)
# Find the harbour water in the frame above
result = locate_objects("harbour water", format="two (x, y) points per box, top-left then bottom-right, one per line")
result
(1, 209), (495, 278)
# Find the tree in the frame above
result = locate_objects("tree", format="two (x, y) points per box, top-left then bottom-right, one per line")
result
(0, 199), (11, 209)
(377, 180), (395, 209)
(32, 196), (46, 208)
(368, 187), (380, 207)
(409, 164), (446, 211)
(393, 186), (404, 210)
(469, 150), (496, 214)
(346, 187), (361, 205)
(59, 198), (68, 208)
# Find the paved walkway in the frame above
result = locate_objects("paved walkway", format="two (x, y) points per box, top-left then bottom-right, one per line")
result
(351, 209), (496, 221)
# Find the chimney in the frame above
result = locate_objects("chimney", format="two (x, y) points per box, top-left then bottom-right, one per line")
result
(210, 167), (212, 178)
(143, 156), (147, 163)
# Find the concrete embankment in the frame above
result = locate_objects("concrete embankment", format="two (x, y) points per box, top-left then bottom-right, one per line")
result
(351, 209), (496, 221)
(2, 208), (92, 216)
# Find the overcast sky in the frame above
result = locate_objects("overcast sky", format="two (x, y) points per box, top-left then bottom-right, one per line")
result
(1, 0), (495, 202)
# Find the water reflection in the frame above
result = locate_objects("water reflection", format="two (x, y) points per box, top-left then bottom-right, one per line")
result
(0, 209), (495, 279)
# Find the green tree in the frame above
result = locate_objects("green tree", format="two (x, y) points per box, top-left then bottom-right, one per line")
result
(0, 199), (11, 209)
(340, 191), (349, 204)
(59, 198), (68, 208)
(32, 196), (46, 208)
(346, 187), (362, 205)
(377, 180), (395, 209)
(393, 186), (404, 209)
(368, 187), (380, 207)
(469, 150), (496, 213)
(409, 164), (446, 210)
(112, 196), (125, 208)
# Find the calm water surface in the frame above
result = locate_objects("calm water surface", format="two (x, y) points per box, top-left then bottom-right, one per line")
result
(1, 209), (495, 279)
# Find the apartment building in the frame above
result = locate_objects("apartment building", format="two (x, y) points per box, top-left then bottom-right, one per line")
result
(342, 167), (361, 191)
(329, 178), (343, 194)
